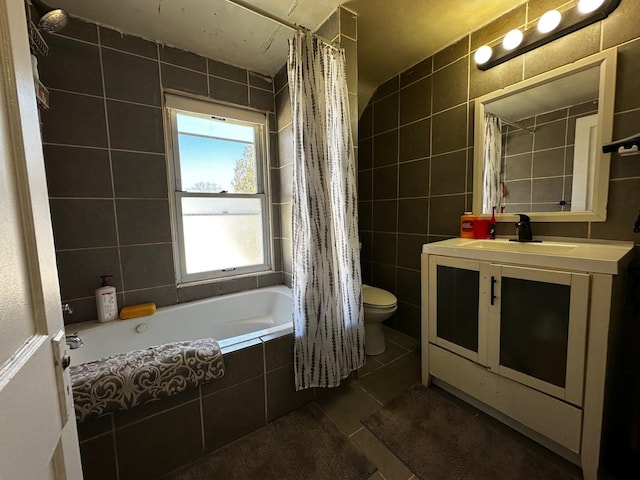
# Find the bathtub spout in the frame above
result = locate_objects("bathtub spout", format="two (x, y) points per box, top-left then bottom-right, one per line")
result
(66, 333), (83, 350)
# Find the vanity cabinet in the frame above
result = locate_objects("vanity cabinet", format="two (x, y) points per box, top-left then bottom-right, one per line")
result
(421, 238), (633, 480)
(430, 256), (589, 406)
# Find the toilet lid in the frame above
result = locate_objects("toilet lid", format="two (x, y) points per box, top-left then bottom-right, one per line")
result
(362, 284), (397, 307)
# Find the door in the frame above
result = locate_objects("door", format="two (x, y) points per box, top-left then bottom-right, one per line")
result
(486, 264), (589, 406)
(0, 0), (83, 478)
(428, 256), (489, 366)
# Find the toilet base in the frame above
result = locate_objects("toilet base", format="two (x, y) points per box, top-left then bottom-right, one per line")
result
(364, 322), (386, 356)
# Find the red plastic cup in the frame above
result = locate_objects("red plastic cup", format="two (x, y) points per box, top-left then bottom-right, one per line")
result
(474, 219), (490, 239)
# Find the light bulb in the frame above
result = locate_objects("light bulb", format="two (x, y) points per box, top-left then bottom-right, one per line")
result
(577, 0), (606, 14)
(537, 10), (562, 33)
(474, 45), (493, 65)
(503, 29), (524, 50)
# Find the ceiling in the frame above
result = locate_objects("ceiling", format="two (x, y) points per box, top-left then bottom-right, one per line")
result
(50, 0), (527, 110)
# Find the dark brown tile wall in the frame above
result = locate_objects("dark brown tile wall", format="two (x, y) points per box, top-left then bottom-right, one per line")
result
(76, 334), (308, 480)
(358, 0), (640, 340)
(38, 18), (282, 324)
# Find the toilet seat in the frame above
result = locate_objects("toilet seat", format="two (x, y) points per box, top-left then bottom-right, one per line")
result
(362, 284), (397, 307)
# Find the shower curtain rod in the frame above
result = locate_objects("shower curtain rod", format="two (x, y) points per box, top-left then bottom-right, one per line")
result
(501, 118), (535, 134)
(224, 0), (338, 47)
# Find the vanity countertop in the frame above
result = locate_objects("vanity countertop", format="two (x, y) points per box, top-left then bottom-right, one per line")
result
(422, 237), (634, 275)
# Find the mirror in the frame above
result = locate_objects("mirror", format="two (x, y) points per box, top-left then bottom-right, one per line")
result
(473, 49), (617, 222)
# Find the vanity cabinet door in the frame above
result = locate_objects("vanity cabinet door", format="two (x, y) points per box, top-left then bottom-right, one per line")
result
(486, 265), (589, 406)
(428, 256), (489, 366)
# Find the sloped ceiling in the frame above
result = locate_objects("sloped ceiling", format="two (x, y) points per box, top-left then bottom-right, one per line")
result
(51, 0), (527, 110)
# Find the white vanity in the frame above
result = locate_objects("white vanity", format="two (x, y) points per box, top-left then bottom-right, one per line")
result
(421, 237), (633, 479)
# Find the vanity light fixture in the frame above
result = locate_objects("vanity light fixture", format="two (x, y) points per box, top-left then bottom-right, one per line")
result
(502, 29), (524, 50)
(475, 0), (620, 71)
(474, 45), (493, 65)
(537, 10), (562, 34)
(578, 0), (606, 14)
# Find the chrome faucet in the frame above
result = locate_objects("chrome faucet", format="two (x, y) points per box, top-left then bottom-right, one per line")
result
(515, 214), (533, 241)
(65, 332), (83, 349)
(62, 303), (74, 315)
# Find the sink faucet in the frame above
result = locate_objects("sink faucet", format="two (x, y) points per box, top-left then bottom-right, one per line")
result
(65, 332), (83, 349)
(515, 214), (533, 241)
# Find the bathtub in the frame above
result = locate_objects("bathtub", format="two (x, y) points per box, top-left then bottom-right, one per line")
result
(72, 285), (309, 480)
(69, 285), (293, 365)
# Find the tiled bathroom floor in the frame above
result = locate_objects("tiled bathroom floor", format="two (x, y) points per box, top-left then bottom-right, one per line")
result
(315, 326), (422, 480)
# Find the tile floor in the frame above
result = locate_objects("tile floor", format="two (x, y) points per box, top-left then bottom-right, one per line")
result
(315, 326), (422, 480)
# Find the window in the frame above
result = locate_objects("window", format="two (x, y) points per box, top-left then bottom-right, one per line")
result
(165, 94), (271, 283)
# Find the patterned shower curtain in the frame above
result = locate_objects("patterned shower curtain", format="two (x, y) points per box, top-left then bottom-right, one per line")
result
(483, 113), (503, 214)
(287, 32), (365, 390)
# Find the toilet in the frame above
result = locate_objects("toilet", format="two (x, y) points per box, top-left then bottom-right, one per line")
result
(362, 284), (398, 355)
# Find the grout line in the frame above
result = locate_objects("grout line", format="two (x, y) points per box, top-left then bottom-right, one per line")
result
(348, 425), (365, 438)
(205, 55), (211, 96)
(110, 414), (121, 480)
(114, 398), (201, 430)
(96, 26), (127, 305)
(42, 142), (166, 157)
(47, 87), (162, 110)
(96, 38), (263, 90)
(198, 385), (206, 454)
(51, 196), (168, 201)
(353, 380), (384, 407)
(56, 241), (171, 253)
(262, 339), (269, 423)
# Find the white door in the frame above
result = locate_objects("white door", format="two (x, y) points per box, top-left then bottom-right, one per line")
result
(0, 0), (83, 479)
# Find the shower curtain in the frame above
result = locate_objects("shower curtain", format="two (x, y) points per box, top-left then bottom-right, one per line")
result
(483, 114), (503, 214)
(287, 32), (365, 390)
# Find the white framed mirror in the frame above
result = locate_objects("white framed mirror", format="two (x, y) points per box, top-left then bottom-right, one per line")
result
(473, 49), (617, 222)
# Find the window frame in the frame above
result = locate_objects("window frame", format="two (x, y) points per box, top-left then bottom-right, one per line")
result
(164, 93), (272, 284)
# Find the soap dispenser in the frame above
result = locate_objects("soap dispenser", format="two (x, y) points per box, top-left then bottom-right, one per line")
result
(95, 275), (117, 322)
(489, 207), (497, 239)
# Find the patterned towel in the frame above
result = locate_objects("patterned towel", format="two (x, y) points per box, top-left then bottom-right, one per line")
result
(70, 338), (224, 422)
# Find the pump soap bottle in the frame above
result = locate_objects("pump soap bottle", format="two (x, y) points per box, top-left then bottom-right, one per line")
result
(96, 275), (117, 322)
(489, 207), (497, 239)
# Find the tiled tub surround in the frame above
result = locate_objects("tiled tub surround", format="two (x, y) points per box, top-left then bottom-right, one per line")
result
(500, 100), (599, 213)
(76, 332), (312, 480)
(69, 285), (293, 366)
(358, 0), (640, 341)
(37, 17), (283, 325)
(72, 286), (297, 478)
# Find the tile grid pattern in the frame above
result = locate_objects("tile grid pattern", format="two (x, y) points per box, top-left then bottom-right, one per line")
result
(77, 327), (421, 480)
(501, 101), (598, 213)
(38, 18), (282, 324)
(358, 0), (640, 340)
(315, 327), (422, 480)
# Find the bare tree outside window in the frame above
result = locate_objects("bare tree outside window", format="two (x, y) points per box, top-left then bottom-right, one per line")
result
(189, 181), (224, 192)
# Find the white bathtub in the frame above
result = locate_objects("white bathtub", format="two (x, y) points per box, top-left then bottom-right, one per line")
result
(68, 285), (293, 365)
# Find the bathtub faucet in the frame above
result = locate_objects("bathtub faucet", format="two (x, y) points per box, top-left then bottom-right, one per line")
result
(65, 332), (83, 349)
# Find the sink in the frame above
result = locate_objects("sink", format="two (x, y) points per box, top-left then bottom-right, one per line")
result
(464, 240), (576, 254)
(423, 237), (634, 275)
